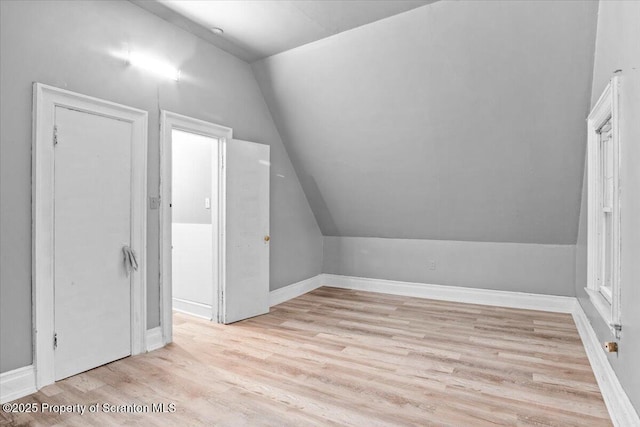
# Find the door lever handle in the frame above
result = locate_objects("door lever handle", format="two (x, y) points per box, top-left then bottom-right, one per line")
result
(122, 245), (139, 276)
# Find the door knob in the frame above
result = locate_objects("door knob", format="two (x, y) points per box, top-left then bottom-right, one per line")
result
(264, 235), (270, 242)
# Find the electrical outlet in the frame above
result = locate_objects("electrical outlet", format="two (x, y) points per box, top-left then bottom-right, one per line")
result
(428, 260), (436, 270)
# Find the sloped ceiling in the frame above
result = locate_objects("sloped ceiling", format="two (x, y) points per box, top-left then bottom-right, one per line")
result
(253, 0), (598, 244)
(133, 0), (436, 62)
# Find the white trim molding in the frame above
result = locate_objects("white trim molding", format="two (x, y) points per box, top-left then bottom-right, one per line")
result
(321, 274), (577, 313)
(587, 76), (622, 332)
(572, 303), (640, 427)
(0, 366), (37, 404)
(584, 287), (617, 334)
(269, 275), (322, 307)
(32, 83), (148, 390)
(159, 111), (233, 340)
(172, 298), (214, 320)
(145, 327), (165, 353)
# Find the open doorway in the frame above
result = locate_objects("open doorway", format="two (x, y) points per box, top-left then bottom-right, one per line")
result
(160, 112), (232, 343)
(159, 111), (271, 346)
(171, 130), (219, 320)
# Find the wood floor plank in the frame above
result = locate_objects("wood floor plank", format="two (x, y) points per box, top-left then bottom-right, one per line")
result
(1, 287), (611, 426)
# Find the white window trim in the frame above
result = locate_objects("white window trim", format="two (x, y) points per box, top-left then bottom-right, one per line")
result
(586, 76), (621, 334)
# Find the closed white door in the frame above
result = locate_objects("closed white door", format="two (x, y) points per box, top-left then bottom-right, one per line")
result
(54, 106), (132, 380)
(222, 139), (270, 324)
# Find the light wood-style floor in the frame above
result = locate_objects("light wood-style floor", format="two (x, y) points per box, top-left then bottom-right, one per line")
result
(2, 287), (611, 426)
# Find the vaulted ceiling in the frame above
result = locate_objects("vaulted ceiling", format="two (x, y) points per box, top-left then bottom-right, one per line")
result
(252, 0), (598, 244)
(138, 0), (599, 245)
(132, 0), (436, 62)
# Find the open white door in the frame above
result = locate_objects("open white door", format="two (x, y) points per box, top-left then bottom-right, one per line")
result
(221, 139), (270, 324)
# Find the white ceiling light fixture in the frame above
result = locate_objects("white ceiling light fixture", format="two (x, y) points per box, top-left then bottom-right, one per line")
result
(127, 51), (181, 81)
(210, 27), (224, 35)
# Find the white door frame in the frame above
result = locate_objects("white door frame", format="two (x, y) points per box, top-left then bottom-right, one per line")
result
(159, 111), (233, 342)
(32, 83), (148, 389)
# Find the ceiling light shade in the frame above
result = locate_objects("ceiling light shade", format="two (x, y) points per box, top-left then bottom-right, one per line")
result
(127, 51), (181, 81)
(210, 27), (224, 35)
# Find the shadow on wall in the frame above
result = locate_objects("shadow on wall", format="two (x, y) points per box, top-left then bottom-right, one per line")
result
(300, 173), (339, 236)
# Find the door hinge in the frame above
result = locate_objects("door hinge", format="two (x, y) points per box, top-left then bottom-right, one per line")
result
(53, 125), (58, 146)
(53, 332), (58, 350)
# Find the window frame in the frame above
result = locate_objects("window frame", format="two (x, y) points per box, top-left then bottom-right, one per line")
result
(586, 76), (621, 333)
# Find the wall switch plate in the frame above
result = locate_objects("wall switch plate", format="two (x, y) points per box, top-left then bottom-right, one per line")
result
(149, 196), (161, 210)
(205, 197), (211, 209)
(428, 260), (436, 270)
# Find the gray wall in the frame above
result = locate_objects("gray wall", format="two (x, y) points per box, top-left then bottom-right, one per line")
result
(324, 237), (575, 296)
(253, 0), (598, 244)
(0, 0), (323, 373)
(171, 130), (213, 225)
(574, 0), (640, 413)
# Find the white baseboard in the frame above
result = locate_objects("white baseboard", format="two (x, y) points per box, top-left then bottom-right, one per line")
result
(172, 297), (213, 319)
(321, 274), (577, 313)
(572, 304), (640, 427)
(0, 365), (36, 404)
(269, 275), (322, 307)
(145, 326), (164, 352)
